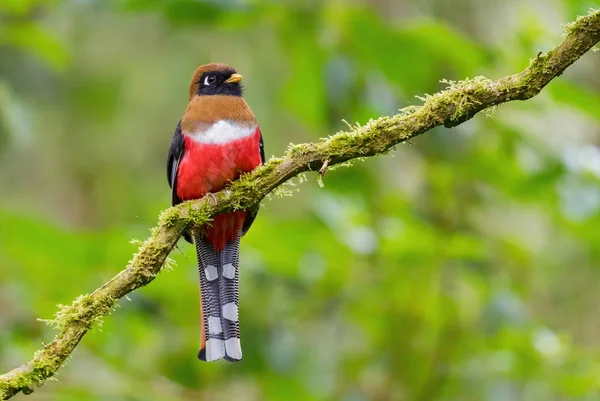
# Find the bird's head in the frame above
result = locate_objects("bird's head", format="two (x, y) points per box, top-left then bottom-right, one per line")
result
(188, 63), (244, 99)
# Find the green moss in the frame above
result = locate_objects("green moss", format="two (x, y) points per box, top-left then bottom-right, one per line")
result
(563, 9), (600, 36)
(287, 143), (312, 156)
(297, 172), (308, 183)
(408, 76), (494, 126)
(261, 157), (284, 171)
(158, 207), (187, 228)
(162, 256), (176, 272)
(0, 344), (67, 398)
(42, 293), (118, 333)
(129, 238), (143, 246)
(484, 105), (497, 118)
(1, 374), (35, 398)
(31, 352), (62, 382)
(131, 241), (172, 277)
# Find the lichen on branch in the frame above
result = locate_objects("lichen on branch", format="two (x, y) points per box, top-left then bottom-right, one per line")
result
(1, 8), (599, 400)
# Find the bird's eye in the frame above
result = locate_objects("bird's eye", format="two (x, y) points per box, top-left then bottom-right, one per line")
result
(204, 75), (217, 85)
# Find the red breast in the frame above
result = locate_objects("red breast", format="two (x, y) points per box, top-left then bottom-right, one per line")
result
(176, 121), (262, 200)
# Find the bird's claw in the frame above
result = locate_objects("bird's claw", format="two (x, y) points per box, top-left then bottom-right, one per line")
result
(205, 192), (218, 206)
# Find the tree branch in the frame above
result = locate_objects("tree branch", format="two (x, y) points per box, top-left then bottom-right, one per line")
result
(2, 9), (599, 400)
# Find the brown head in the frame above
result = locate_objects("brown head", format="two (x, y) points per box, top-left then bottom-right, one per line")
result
(182, 63), (256, 129)
(188, 63), (244, 100)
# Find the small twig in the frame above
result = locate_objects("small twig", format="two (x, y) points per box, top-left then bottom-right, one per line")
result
(319, 159), (330, 176)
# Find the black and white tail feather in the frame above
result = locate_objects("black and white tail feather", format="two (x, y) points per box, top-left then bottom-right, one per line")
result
(195, 230), (242, 362)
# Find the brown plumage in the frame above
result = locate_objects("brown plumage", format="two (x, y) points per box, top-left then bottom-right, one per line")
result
(181, 95), (257, 132)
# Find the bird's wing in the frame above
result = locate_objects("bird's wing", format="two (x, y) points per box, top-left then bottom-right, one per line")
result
(167, 121), (185, 206)
(167, 121), (193, 243)
(242, 127), (265, 235)
(259, 128), (265, 165)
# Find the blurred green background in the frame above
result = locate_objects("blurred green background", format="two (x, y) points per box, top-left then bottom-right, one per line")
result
(2, 0), (600, 400)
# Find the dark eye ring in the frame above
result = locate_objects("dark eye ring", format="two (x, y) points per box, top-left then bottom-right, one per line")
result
(204, 75), (217, 85)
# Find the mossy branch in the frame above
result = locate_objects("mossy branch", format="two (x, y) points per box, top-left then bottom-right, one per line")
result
(2, 8), (600, 400)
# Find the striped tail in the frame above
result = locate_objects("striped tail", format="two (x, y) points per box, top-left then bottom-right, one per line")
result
(194, 230), (242, 362)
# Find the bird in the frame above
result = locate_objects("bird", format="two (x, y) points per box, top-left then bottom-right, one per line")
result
(166, 63), (265, 362)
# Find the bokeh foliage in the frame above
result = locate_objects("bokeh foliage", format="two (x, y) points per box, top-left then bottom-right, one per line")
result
(2, 0), (600, 400)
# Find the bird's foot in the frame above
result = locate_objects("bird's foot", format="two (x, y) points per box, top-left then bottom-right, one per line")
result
(205, 192), (218, 206)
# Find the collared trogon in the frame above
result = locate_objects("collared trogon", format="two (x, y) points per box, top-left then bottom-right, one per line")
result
(166, 63), (265, 362)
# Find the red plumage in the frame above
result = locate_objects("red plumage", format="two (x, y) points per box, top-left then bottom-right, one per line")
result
(176, 127), (263, 250)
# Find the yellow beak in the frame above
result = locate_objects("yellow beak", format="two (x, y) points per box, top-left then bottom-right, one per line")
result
(224, 73), (243, 83)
